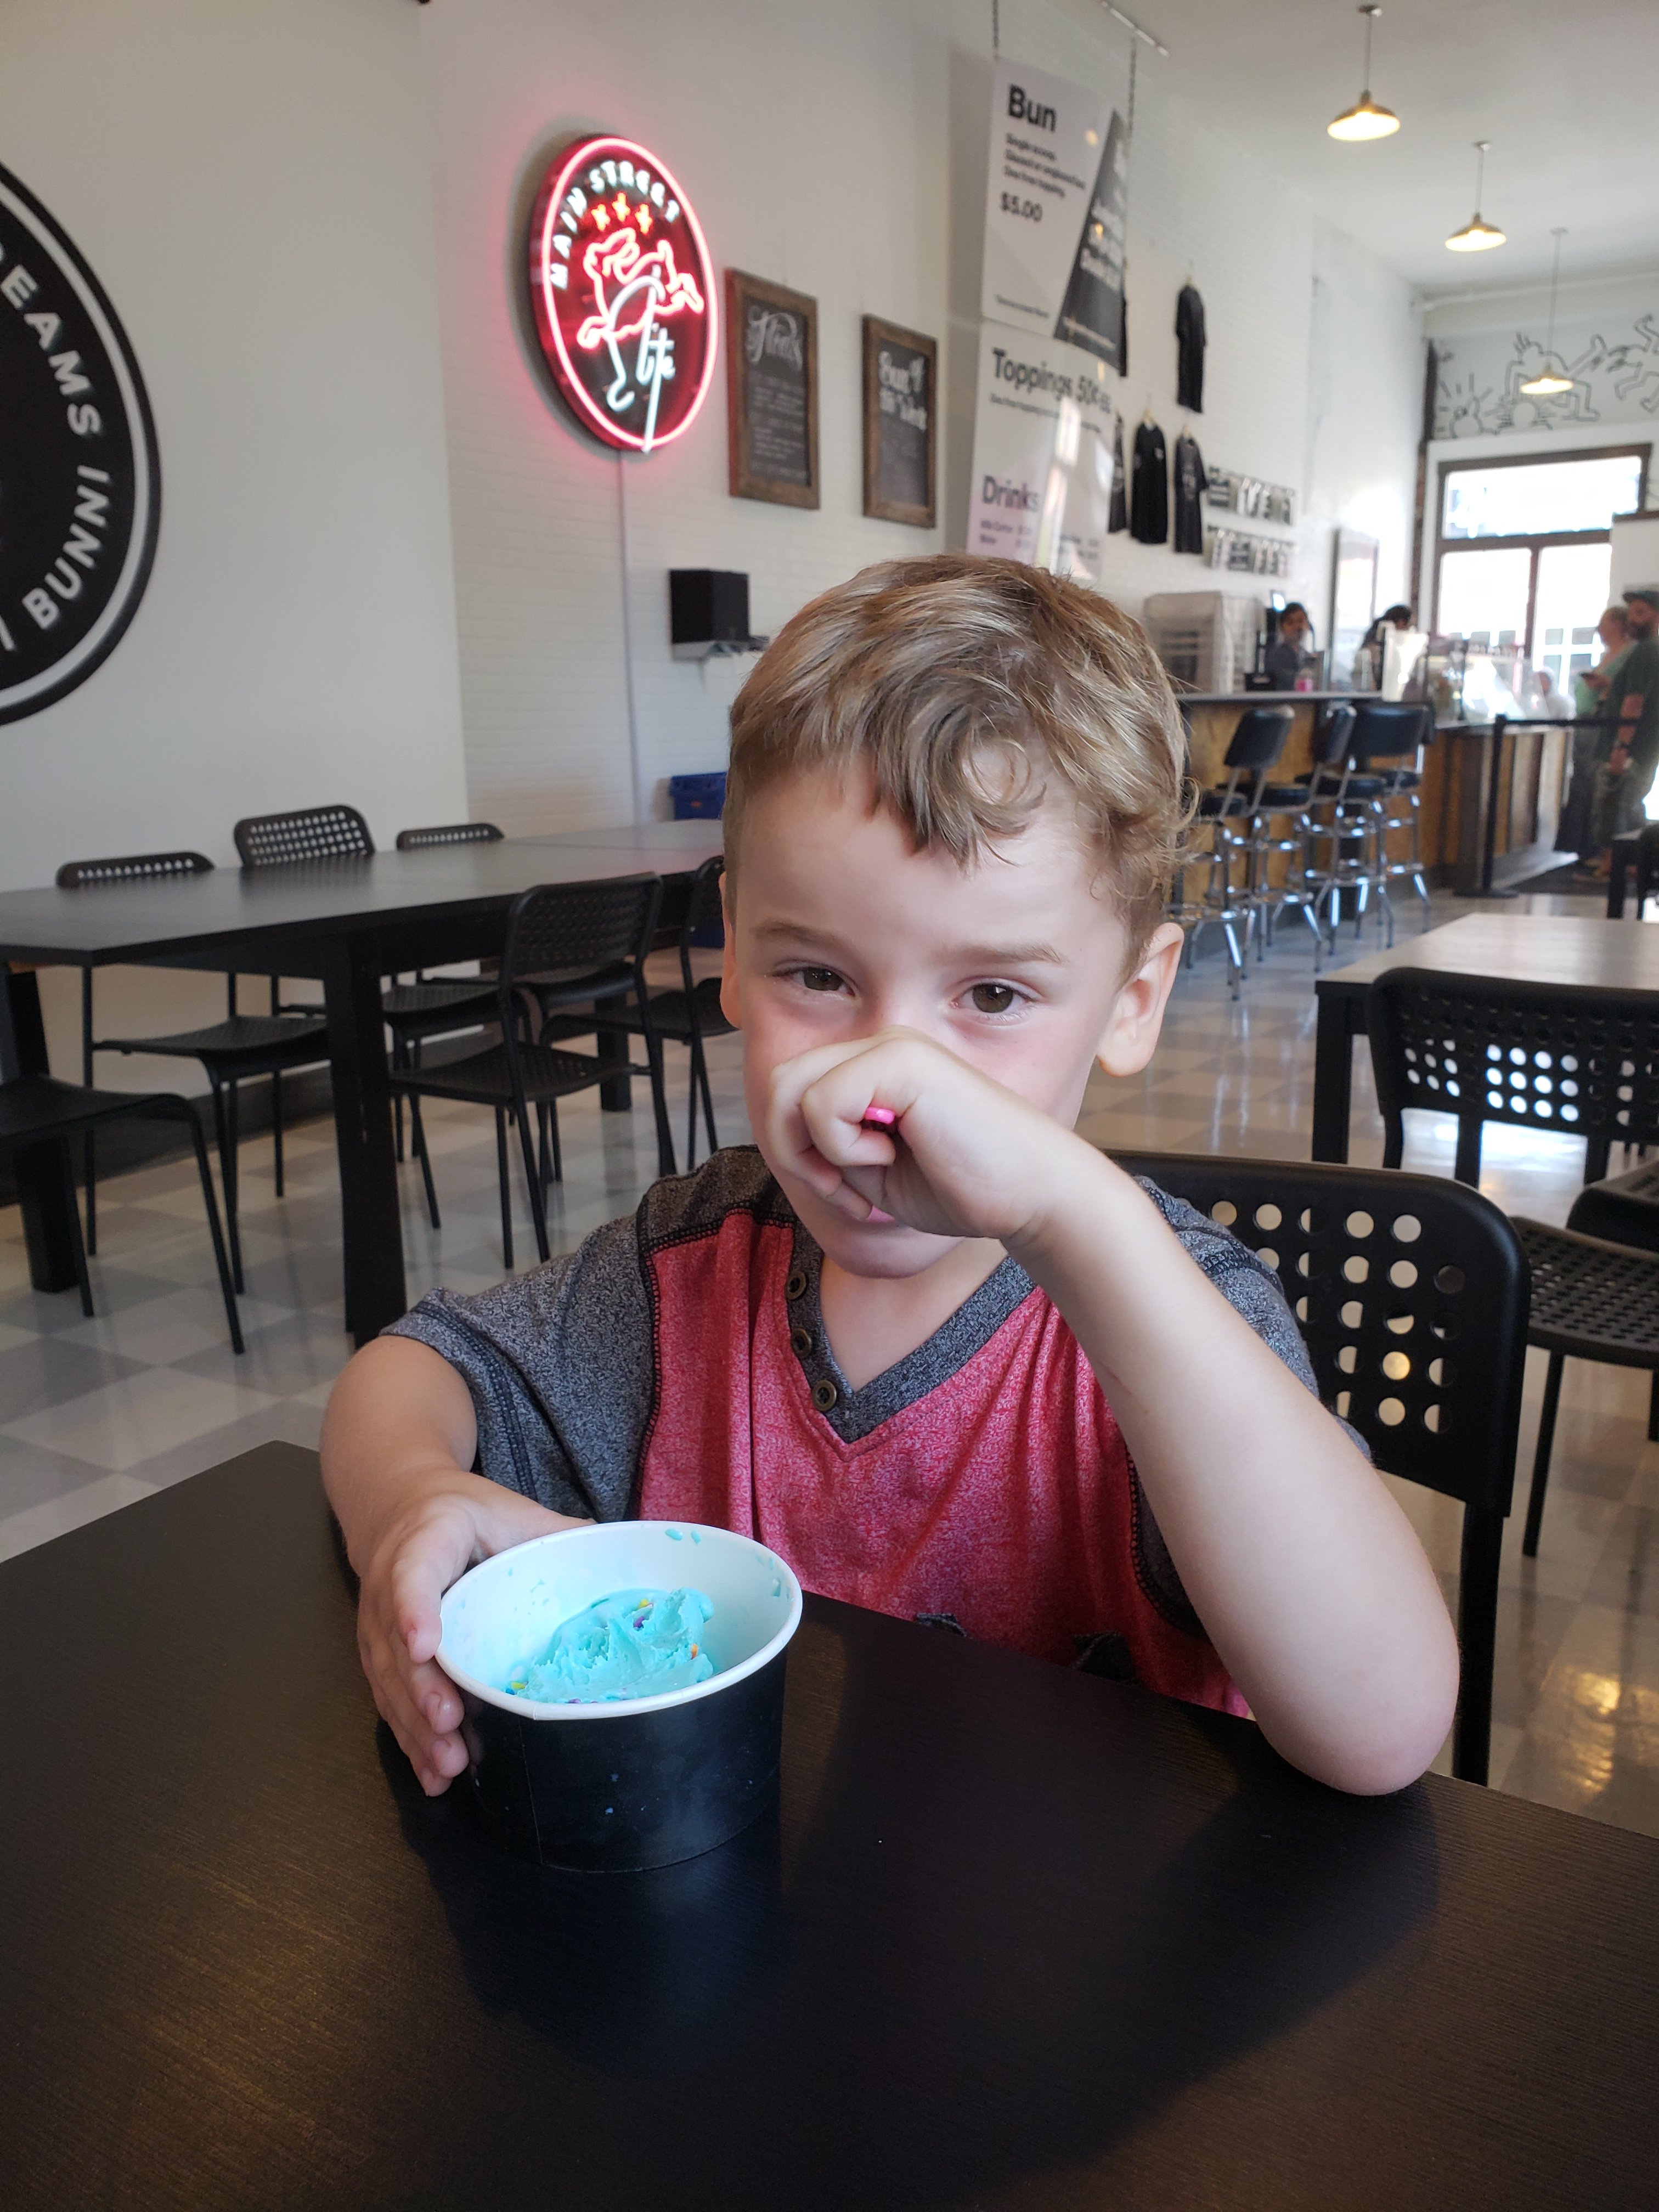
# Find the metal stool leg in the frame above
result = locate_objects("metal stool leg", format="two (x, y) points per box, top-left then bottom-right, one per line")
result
(494, 1106), (513, 1272)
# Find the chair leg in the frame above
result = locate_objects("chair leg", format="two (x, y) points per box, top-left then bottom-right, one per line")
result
(699, 1045), (719, 1161)
(686, 1042), (701, 1173)
(180, 1107), (244, 1355)
(83, 1128), (98, 1257)
(1649, 1367), (1659, 1444)
(513, 1102), (551, 1265)
(1453, 1115), (1483, 1188)
(225, 1077), (244, 1291)
(1381, 1114), (1404, 1171)
(1453, 1504), (1502, 1784)
(547, 1099), (563, 1184)
(1583, 1136), (1611, 1185)
(271, 1069), (285, 1198)
(210, 1079), (244, 1296)
(495, 1107), (514, 1272)
(59, 1141), (95, 1318)
(538, 1102), (552, 1189)
(1522, 1351), (1566, 1558)
(408, 1094), (441, 1230)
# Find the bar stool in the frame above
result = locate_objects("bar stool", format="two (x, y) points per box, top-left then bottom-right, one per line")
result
(1176, 708), (1294, 993)
(1355, 703), (1434, 927)
(1305, 708), (1401, 944)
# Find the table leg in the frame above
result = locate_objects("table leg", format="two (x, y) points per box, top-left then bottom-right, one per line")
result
(1, 966), (80, 1292)
(1312, 990), (1357, 1163)
(1609, 838), (1632, 921)
(319, 939), (406, 1345)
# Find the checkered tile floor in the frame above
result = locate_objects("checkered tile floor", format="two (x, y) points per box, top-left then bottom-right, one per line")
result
(7, 893), (1659, 1837)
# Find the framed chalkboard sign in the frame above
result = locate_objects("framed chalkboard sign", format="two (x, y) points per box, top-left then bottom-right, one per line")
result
(862, 317), (936, 528)
(726, 270), (819, 509)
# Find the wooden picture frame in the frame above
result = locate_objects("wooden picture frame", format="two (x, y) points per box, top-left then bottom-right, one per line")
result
(726, 269), (819, 509)
(862, 316), (937, 529)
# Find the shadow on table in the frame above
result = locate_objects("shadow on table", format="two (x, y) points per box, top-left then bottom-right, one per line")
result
(386, 1606), (1438, 2210)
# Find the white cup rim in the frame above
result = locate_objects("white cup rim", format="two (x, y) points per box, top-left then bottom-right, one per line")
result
(437, 1520), (804, 1722)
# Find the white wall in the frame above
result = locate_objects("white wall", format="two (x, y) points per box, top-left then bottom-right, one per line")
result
(2, 0), (467, 1087)
(426, 0), (1423, 828)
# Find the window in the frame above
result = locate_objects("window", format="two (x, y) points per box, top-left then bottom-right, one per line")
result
(1432, 445), (1650, 706)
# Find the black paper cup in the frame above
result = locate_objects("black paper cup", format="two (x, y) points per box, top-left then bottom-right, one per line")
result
(437, 1521), (803, 1872)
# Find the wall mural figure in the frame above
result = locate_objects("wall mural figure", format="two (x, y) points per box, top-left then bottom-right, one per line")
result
(1433, 305), (1659, 438)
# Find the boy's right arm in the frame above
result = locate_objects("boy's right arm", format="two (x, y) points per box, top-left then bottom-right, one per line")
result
(320, 1336), (588, 1795)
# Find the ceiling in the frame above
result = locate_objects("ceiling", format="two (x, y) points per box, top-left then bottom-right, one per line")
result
(1109, 0), (1659, 292)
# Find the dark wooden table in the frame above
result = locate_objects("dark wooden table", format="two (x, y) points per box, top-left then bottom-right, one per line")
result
(1313, 912), (1659, 1160)
(3, 1442), (1657, 2211)
(0, 822), (723, 1342)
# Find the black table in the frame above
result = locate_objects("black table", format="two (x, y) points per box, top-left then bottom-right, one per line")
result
(3, 1442), (1657, 2211)
(0, 822), (723, 1342)
(1313, 912), (1659, 1161)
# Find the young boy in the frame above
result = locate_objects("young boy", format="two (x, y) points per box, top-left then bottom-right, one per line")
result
(321, 555), (1458, 1800)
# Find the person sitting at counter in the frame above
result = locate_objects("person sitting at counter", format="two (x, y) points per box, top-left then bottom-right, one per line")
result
(1263, 603), (1317, 691)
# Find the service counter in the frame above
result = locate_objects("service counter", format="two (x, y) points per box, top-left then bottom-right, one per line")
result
(1177, 692), (1571, 894)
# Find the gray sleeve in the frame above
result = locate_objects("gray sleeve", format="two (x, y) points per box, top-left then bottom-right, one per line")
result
(382, 1212), (654, 1521)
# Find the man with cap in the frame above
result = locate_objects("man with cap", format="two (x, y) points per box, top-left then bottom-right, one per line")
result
(1588, 587), (1659, 862)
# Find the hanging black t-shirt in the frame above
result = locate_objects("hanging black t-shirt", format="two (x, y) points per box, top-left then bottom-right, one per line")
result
(1118, 286), (1129, 377)
(1172, 432), (1207, 554)
(1131, 420), (1169, 545)
(1108, 417), (1128, 534)
(1176, 284), (1206, 412)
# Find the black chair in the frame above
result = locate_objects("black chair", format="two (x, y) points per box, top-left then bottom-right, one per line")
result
(1352, 703), (1433, 930)
(390, 876), (674, 1269)
(57, 851), (329, 1291)
(232, 804), (375, 867)
(1110, 1149), (1530, 1786)
(1, 1076), (242, 1352)
(394, 822), (505, 851)
(1509, 1215), (1659, 1560)
(1176, 708), (1296, 990)
(588, 855), (735, 1170)
(1368, 967), (1659, 1189)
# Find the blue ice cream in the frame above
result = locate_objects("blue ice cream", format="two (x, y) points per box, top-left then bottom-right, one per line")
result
(504, 1587), (716, 1704)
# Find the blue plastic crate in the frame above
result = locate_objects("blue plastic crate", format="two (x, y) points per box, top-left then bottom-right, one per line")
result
(669, 771), (727, 820)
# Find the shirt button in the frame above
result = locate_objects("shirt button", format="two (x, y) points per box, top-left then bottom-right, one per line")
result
(811, 1379), (839, 1412)
(789, 1325), (814, 1357)
(785, 1270), (808, 1301)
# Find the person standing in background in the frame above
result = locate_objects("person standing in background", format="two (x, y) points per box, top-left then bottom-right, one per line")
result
(1587, 588), (1659, 866)
(1557, 604), (1628, 857)
(1359, 605), (1413, 690)
(1265, 603), (1317, 691)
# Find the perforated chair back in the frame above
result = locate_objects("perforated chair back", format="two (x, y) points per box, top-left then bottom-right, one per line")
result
(57, 851), (213, 888)
(1368, 967), (1659, 1188)
(1108, 1148), (1529, 1784)
(500, 874), (663, 1001)
(394, 821), (504, 851)
(234, 805), (374, 867)
(1350, 703), (1429, 767)
(1221, 707), (1294, 775)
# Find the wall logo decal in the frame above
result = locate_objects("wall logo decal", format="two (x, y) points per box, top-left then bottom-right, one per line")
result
(529, 135), (716, 455)
(0, 162), (160, 725)
(1434, 309), (1659, 438)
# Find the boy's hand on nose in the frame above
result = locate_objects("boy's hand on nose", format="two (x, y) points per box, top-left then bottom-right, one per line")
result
(767, 1028), (1079, 1245)
(356, 1472), (589, 1795)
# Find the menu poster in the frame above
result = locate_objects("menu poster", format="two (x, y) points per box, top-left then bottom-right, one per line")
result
(726, 270), (819, 509)
(966, 326), (1114, 588)
(981, 55), (1127, 367)
(862, 317), (936, 528)
(1054, 108), (1127, 368)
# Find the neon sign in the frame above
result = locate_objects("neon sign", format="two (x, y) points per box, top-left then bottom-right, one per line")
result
(529, 135), (716, 455)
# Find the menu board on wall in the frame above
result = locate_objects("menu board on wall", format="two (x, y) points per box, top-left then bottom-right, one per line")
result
(862, 317), (936, 528)
(726, 270), (819, 509)
(966, 326), (1114, 587)
(981, 55), (1128, 370)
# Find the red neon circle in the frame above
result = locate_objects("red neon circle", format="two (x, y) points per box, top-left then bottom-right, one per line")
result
(528, 134), (718, 456)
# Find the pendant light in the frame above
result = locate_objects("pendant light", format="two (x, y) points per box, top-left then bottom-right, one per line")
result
(1446, 142), (1506, 252)
(1328, 5), (1400, 140)
(1519, 229), (1575, 396)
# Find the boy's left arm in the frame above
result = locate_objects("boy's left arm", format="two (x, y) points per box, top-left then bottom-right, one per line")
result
(774, 1035), (1460, 1796)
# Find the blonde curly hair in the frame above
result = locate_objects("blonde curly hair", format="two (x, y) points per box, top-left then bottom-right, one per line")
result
(725, 554), (1188, 957)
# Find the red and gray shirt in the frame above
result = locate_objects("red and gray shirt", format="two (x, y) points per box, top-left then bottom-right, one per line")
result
(388, 1149), (1324, 1714)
